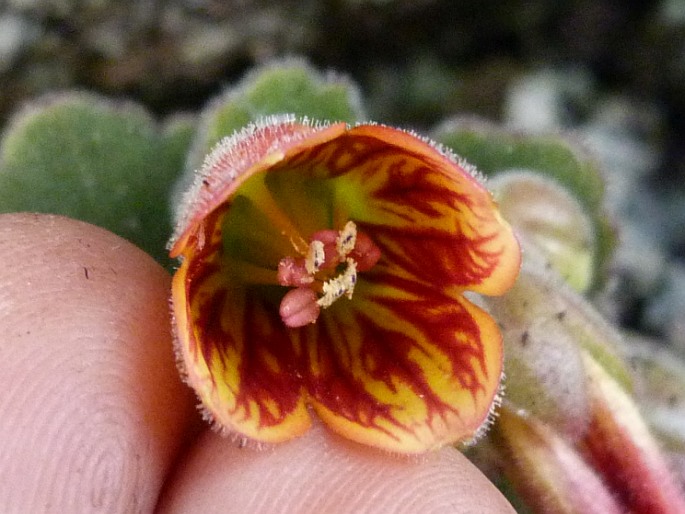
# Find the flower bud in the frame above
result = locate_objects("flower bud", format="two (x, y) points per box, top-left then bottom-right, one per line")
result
(494, 405), (623, 514)
(489, 170), (595, 292)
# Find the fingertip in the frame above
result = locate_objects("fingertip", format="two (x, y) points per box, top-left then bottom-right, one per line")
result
(158, 422), (514, 513)
(0, 213), (198, 513)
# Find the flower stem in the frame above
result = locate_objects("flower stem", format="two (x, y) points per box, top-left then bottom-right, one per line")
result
(226, 257), (280, 286)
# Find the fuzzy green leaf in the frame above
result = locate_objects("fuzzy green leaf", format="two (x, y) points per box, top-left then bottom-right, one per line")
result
(0, 92), (194, 265)
(186, 58), (366, 171)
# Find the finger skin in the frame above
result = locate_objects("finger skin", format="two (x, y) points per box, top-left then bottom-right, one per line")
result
(158, 422), (515, 514)
(0, 213), (198, 513)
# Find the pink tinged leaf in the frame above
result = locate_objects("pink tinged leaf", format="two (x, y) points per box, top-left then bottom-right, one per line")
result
(495, 406), (624, 514)
(579, 353), (685, 514)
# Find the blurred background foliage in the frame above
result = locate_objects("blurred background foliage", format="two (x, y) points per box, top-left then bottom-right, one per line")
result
(1, 1), (683, 140)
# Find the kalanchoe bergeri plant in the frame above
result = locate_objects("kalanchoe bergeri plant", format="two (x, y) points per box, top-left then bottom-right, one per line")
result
(3, 56), (684, 510)
(169, 115), (521, 452)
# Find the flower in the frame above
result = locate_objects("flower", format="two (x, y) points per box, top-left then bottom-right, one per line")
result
(169, 116), (521, 453)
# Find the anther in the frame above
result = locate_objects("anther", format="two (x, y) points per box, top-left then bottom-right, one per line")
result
(278, 220), (380, 327)
(336, 221), (357, 258)
(317, 258), (358, 308)
(309, 229), (341, 269)
(277, 256), (313, 287)
(349, 231), (382, 271)
(305, 240), (326, 275)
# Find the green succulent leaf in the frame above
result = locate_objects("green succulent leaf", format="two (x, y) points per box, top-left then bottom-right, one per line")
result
(488, 170), (596, 292)
(623, 338), (685, 452)
(0, 92), (194, 265)
(484, 262), (634, 437)
(186, 58), (366, 171)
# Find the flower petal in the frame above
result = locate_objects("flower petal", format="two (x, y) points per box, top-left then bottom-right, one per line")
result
(579, 352), (685, 513)
(171, 208), (310, 443)
(170, 118), (347, 258)
(494, 406), (623, 514)
(173, 121), (519, 298)
(308, 125), (520, 295)
(299, 269), (503, 453)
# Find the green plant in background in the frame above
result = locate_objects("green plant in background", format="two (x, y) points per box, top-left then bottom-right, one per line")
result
(1, 58), (683, 513)
(0, 93), (195, 267)
(188, 57), (365, 162)
(433, 119), (616, 292)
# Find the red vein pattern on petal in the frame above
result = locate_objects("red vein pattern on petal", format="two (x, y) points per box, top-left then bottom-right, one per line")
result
(172, 206), (310, 443)
(171, 121), (347, 257)
(170, 120), (519, 451)
(301, 272), (503, 453)
(263, 128), (520, 295)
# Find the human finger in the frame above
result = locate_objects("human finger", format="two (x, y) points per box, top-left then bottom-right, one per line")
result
(0, 213), (198, 513)
(157, 421), (515, 514)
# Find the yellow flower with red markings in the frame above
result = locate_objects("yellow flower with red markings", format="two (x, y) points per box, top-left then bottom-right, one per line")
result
(169, 116), (521, 453)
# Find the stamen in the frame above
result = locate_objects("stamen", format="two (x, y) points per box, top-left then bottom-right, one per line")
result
(343, 258), (358, 298)
(349, 231), (382, 271)
(229, 258), (284, 285)
(310, 229), (341, 269)
(277, 220), (380, 326)
(305, 240), (326, 275)
(317, 258), (358, 308)
(277, 256), (313, 287)
(250, 179), (308, 254)
(336, 221), (357, 258)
